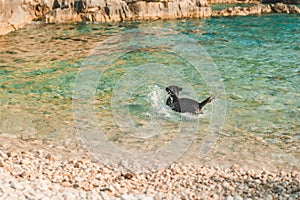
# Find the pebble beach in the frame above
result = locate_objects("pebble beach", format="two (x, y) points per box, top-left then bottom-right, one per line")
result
(0, 134), (299, 200)
(0, 3), (300, 199)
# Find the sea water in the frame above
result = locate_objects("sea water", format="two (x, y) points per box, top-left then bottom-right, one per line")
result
(0, 14), (299, 170)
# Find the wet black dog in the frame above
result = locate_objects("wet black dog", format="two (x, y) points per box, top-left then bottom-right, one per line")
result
(166, 85), (214, 114)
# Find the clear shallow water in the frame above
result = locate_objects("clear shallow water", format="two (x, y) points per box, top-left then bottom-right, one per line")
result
(211, 3), (256, 11)
(0, 14), (299, 169)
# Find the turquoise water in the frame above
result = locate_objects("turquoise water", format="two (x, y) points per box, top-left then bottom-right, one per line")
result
(198, 15), (299, 135)
(0, 14), (299, 169)
(211, 3), (256, 10)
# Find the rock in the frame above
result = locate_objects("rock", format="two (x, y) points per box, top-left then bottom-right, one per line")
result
(0, 0), (50, 35)
(270, 3), (300, 13)
(11, 165), (25, 176)
(0, 158), (5, 167)
(7, 150), (20, 158)
(44, 0), (212, 23)
(138, 195), (154, 200)
(9, 180), (24, 190)
(0, 144), (299, 199)
(234, 194), (243, 200)
(121, 194), (139, 200)
(212, 3), (299, 17)
(222, 181), (234, 191)
(45, 153), (56, 161)
(1, 0), (299, 35)
(99, 191), (110, 200)
(262, 0), (300, 4)
(122, 172), (134, 179)
(0, 150), (8, 167)
(1, 0), (211, 35)
(208, 0), (259, 3)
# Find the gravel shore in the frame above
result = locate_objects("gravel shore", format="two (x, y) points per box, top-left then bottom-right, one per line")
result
(0, 134), (299, 200)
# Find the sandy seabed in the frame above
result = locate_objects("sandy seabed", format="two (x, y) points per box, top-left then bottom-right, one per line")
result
(0, 134), (299, 200)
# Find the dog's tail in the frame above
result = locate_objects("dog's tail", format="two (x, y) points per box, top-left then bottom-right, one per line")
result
(198, 96), (215, 109)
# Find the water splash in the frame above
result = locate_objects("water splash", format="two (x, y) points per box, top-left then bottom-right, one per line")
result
(147, 85), (209, 121)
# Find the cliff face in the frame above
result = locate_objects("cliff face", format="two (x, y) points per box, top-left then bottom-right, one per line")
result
(207, 0), (299, 4)
(212, 3), (300, 16)
(0, 0), (299, 35)
(207, 0), (259, 4)
(0, 0), (211, 35)
(43, 0), (211, 23)
(0, 0), (30, 35)
(0, 0), (51, 35)
(261, 0), (300, 3)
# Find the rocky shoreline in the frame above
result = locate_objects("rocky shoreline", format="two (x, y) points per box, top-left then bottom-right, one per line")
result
(212, 2), (300, 16)
(0, 0), (300, 35)
(0, 134), (299, 199)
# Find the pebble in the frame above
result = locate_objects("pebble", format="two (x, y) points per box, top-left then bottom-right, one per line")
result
(234, 194), (243, 200)
(9, 180), (24, 190)
(120, 194), (139, 200)
(0, 150), (8, 159)
(0, 144), (299, 199)
(0, 158), (4, 167)
(11, 165), (24, 176)
(222, 181), (233, 191)
(45, 153), (55, 161)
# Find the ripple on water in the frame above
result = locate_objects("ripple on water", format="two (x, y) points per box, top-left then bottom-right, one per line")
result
(0, 15), (299, 170)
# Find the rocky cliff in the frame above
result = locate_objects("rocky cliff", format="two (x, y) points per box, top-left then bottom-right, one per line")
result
(0, 0), (211, 35)
(43, 0), (211, 23)
(261, 0), (300, 3)
(0, 0), (299, 35)
(0, 0), (52, 35)
(207, 0), (259, 4)
(207, 0), (299, 4)
(212, 2), (300, 16)
(0, 0), (30, 35)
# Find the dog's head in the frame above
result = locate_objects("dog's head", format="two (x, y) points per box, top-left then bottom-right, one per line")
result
(166, 85), (182, 96)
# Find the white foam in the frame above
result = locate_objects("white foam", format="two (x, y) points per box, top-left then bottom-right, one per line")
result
(146, 85), (209, 121)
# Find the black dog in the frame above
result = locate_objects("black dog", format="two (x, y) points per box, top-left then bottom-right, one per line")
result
(166, 85), (214, 114)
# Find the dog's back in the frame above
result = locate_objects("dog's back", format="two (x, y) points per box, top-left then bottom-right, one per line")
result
(166, 86), (214, 114)
(172, 97), (202, 114)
